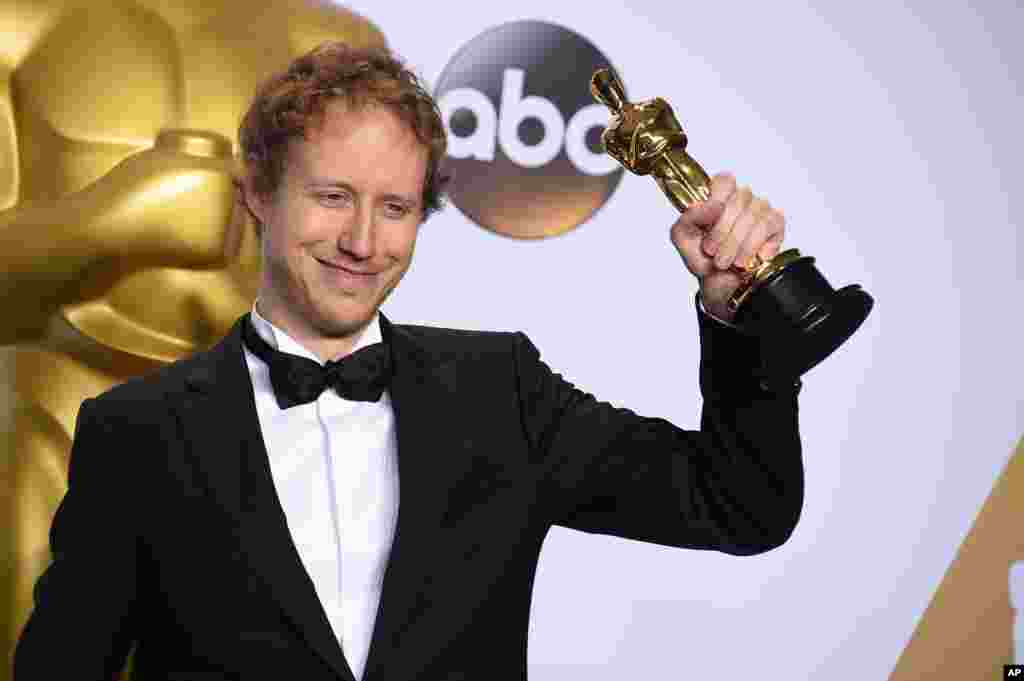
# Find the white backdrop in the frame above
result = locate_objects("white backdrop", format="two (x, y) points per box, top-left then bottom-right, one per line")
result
(345, 1), (1022, 678)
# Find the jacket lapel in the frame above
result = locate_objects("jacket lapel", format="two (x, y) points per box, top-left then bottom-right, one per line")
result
(170, 315), (357, 681)
(360, 314), (462, 681)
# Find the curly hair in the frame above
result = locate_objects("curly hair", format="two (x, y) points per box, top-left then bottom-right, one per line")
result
(238, 42), (449, 229)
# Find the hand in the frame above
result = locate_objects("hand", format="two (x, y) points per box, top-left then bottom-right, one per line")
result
(87, 129), (242, 269)
(670, 172), (786, 321)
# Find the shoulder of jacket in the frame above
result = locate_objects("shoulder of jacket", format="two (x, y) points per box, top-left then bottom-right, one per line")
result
(390, 322), (532, 366)
(85, 346), (215, 418)
(393, 321), (521, 346)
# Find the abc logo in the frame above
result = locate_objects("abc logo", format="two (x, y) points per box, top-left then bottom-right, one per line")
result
(435, 21), (623, 238)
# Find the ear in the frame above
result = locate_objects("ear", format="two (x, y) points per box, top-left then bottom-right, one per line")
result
(238, 173), (268, 238)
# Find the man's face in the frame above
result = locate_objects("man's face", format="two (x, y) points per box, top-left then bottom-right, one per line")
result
(248, 100), (428, 342)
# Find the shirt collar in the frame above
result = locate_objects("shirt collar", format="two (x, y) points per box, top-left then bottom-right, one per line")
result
(249, 300), (382, 366)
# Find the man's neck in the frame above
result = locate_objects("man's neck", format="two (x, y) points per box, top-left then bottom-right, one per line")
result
(253, 298), (372, 363)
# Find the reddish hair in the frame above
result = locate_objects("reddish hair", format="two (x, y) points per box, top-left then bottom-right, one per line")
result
(238, 42), (449, 228)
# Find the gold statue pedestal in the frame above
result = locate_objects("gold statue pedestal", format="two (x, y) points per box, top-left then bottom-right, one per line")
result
(591, 68), (873, 375)
(735, 251), (872, 374)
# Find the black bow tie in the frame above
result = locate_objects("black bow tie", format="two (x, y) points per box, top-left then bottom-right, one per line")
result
(241, 313), (392, 409)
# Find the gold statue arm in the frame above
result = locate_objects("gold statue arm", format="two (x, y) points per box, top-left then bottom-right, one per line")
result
(0, 130), (238, 344)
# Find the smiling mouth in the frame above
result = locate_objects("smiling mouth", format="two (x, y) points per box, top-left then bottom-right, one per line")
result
(315, 258), (376, 276)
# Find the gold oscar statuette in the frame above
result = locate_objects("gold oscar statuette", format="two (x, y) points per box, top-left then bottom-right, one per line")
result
(591, 68), (873, 374)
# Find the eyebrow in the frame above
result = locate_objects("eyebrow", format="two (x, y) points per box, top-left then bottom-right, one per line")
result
(307, 179), (420, 208)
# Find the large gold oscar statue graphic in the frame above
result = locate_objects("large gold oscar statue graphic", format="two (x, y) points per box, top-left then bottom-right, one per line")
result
(890, 437), (1024, 680)
(0, 2), (384, 675)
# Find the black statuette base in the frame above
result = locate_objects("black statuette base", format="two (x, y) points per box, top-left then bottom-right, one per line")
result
(735, 256), (874, 376)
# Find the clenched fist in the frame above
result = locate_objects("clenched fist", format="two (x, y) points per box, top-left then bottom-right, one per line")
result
(90, 128), (242, 269)
(670, 172), (786, 322)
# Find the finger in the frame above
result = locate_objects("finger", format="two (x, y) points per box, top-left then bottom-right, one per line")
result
(678, 200), (725, 237)
(671, 214), (716, 278)
(757, 209), (786, 261)
(704, 185), (752, 263)
(673, 237), (715, 278)
(716, 194), (766, 270)
(733, 199), (776, 270)
(709, 172), (736, 205)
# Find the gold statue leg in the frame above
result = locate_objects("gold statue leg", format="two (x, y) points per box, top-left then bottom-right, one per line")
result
(654, 149), (711, 212)
(3, 402), (70, 669)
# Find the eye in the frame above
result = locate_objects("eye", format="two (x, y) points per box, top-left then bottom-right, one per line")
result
(318, 191), (352, 206)
(384, 202), (410, 218)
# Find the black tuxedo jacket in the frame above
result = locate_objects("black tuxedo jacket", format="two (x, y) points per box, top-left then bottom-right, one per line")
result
(15, 300), (804, 681)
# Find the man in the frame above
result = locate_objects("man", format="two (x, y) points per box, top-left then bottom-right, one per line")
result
(14, 43), (803, 680)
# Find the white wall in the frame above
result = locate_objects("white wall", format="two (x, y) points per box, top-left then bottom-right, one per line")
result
(345, 1), (1023, 678)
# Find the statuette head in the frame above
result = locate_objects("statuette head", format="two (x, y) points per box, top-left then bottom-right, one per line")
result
(591, 68), (627, 114)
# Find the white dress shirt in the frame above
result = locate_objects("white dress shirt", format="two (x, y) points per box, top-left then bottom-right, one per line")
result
(242, 302), (399, 680)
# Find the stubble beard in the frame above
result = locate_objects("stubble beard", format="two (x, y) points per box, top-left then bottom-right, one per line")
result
(259, 247), (412, 347)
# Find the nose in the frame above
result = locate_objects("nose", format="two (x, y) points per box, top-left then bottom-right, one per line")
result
(337, 202), (375, 260)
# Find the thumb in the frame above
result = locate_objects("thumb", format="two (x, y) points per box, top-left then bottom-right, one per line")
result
(685, 200), (725, 236)
(671, 201), (724, 276)
(671, 200), (724, 248)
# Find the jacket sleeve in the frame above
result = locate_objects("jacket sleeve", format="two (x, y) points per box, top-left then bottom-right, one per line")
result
(516, 295), (804, 555)
(14, 396), (139, 680)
